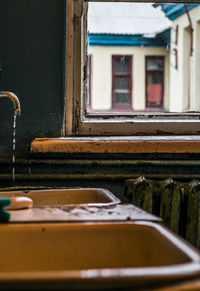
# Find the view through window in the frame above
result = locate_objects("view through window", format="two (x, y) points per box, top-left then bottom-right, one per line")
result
(86, 2), (200, 114)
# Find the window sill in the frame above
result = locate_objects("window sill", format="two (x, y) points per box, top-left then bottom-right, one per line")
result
(30, 136), (200, 154)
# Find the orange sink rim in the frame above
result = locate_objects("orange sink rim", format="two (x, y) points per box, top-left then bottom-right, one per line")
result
(0, 187), (121, 207)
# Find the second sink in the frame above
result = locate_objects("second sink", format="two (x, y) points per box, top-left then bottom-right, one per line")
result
(0, 188), (120, 207)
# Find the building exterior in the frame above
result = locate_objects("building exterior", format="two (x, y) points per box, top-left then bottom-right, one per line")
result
(87, 3), (200, 113)
(87, 3), (171, 112)
(160, 4), (200, 112)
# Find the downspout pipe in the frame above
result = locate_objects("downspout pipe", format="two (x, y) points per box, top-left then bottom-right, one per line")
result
(184, 4), (193, 57)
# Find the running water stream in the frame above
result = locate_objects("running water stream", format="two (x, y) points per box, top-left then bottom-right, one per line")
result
(0, 91), (21, 185)
(12, 114), (17, 184)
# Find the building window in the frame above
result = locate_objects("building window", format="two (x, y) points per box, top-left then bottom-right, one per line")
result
(146, 56), (164, 108)
(112, 56), (132, 110)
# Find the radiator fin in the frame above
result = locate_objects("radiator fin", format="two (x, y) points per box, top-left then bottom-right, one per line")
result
(186, 180), (200, 247)
(125, 177), (200, 248)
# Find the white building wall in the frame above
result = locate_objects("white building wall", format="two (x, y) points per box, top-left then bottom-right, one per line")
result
(182, 28), (190, 111)
(89, 47), (112, 110)
(194, 21), (200, 110)
(88, 45), (169, 111)
(169, 5), (200, 112)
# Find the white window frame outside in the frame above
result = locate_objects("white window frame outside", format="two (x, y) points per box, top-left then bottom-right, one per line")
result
(65, 0), (200, 136)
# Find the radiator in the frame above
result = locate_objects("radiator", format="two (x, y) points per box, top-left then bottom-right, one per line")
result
(125, 177), (200, 248)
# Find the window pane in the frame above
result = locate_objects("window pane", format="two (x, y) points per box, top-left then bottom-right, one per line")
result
(114, 58), (129, 74)
(114, 77), (129, 90)
(113, 57), (131, 107)
(146, 58), (164, 71)
(146, 57), (164, 107)
(147, 83), (163, 103)
(147, 73), (163, 84)
(114, 92), (130, 104)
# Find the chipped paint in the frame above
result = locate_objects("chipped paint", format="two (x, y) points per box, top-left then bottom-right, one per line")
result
(31, 137), (200, 154)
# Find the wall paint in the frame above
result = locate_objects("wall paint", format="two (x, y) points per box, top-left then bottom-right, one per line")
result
(0, 0), (65, 158)
(169, 5), (200, 112)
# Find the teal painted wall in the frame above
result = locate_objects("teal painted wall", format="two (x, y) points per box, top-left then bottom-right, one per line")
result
(0, 0), (65, 158)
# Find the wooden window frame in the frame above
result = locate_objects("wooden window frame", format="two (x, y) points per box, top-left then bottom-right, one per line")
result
(87, 54), (92, 110)
(145, 56), (164, 109)
(112, 55), (132, 110)
(65, 0), (200, 136)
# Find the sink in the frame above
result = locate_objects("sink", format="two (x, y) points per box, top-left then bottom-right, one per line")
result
(1, 221), (200, 290)
(0, 188), (120, 207)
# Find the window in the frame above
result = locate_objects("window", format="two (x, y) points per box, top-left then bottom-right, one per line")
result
(65, 1), (200, 136)
(112, 56), (132, 110)
(146, 56), (164, 109)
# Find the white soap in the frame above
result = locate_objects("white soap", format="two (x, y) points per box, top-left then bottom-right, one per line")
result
(5, 197), (33, 210)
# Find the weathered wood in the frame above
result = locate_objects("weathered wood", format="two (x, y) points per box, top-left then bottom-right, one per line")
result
(65, 0), (75, 135)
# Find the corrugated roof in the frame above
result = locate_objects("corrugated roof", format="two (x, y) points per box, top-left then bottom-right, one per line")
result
(88, 3), (171, 35)
(159, 4), (199, 20)
(88, 32), (170, 47)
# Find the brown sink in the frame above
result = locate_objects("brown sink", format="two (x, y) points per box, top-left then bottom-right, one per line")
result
(0, 188), (120, 207)
(0, 221), (200, 290)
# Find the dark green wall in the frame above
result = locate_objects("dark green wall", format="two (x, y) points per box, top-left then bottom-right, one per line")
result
(0, 0), (200, 202)
(0, 0), (65, 158)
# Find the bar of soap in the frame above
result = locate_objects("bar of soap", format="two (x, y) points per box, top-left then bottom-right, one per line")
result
(5, 197), (33, 210)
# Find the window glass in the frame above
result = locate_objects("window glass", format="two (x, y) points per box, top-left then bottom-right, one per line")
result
(146, 58), (164, 71)
(112, 56), (132, 108)
(114, 78), (129, 90)
(68, 1), (200, 136)
(86, 2), (200, 114)
(146, 57), (164, 107)
(114, 58), (129, 74)
(114, 92), (130, 104)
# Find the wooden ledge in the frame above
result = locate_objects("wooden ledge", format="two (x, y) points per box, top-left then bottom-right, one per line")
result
(31, 136), (200, 154)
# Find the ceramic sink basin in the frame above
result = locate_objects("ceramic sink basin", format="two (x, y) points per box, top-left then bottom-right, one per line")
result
(0, 188), (120, 207)
(1, 221), (200, 290)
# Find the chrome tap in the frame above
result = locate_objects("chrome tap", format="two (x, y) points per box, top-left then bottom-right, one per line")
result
(0, 91), (21, 116)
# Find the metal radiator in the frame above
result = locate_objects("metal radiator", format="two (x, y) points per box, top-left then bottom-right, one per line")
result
(125, 177), (200, 248)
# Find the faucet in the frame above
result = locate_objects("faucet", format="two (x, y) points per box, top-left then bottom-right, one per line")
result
(0, 91), (21, 116)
